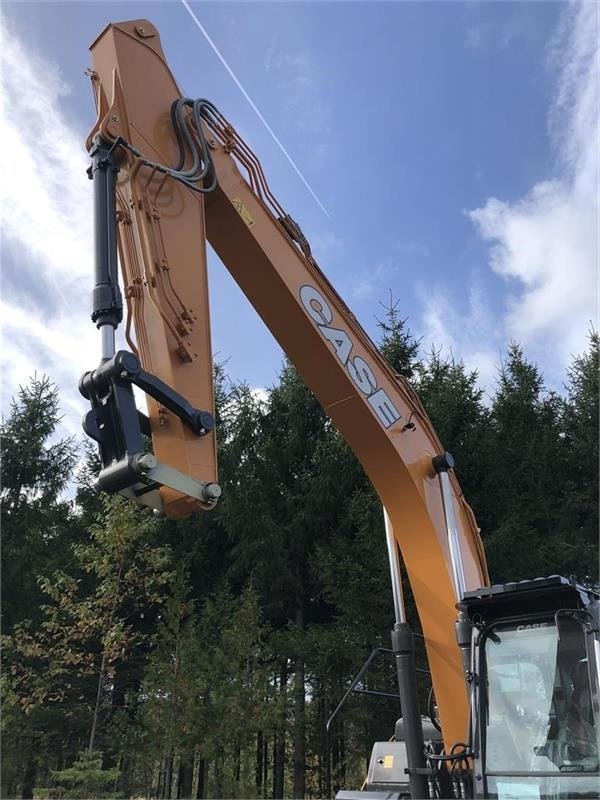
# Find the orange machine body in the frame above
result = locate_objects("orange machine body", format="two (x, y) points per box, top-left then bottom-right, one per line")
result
(87, 20), (489, 750)
(88, 21), (217, 519)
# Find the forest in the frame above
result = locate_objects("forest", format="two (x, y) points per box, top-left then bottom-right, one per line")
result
(1, 306), (598, 799)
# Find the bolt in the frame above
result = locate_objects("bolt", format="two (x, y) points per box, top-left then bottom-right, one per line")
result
(137, 454), (157, 472)
(120, 353), (139, 374)
(136, 25), (146, 35)
(111, 113), (119, 123)
(203, 483), (222, 502)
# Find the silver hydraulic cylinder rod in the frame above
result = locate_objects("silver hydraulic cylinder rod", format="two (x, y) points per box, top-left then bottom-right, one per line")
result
(433, 453), (467, 603)
(383, 507), (406, 625)
(101, 324), (116, 361)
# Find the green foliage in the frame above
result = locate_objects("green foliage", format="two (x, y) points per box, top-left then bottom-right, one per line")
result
(2, 324), (598, 798)
(36, 750), (121, 799)
(2, 492), (176, 795)
(484, 344), (568, 580)
(417, 348), (491, 528)
(377, 293), (421, 379)
(556, 330), (599, 578)
(1, 375), (78, 631)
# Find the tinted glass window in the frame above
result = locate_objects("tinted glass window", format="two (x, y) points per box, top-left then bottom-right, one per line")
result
(484, 618), (598, 776)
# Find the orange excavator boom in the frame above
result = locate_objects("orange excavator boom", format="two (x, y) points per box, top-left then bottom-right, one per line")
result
(81, 18), (489, 765)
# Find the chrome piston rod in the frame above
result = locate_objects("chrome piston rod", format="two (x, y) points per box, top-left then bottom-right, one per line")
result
(432, 452), (467, 603)
(383, 507), (406, 624)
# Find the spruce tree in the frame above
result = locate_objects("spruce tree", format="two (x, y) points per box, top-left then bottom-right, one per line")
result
(37, 750), (121, 799)
(485, 344), (565, 581)
(1, 376), (78, 632)
(417, 349), (491, 529)
(376, 293), (420, 379)
(555, 331), (599, 578)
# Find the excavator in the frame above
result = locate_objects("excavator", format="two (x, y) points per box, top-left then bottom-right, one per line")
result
(79, 19), (599, 800)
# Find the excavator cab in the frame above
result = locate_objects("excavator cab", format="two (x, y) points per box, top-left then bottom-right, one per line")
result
(463, 576), (600, 800)
(336, 577), (599, 800)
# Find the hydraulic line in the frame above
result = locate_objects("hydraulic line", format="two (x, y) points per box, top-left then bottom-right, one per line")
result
(111, 98), (218, 194)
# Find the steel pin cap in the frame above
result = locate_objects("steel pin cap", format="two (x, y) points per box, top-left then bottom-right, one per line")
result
(202, 483), (222, 502)
(136, 454), (157, 472)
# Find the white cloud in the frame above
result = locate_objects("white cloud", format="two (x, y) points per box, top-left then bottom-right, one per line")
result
(310, 230), (344, 263)
(468, 2), (598, 367)
(419, 279), (499, 394)
(0, 16), (97, 438)
(352, 259), (399, 300)
(466, 13), (533, 52)
(250, 387), (268, 406)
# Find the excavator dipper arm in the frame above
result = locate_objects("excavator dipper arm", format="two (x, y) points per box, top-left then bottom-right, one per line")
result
(83, 19), (489, 753)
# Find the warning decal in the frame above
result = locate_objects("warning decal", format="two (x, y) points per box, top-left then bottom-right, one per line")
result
(232, 198), (255, 228)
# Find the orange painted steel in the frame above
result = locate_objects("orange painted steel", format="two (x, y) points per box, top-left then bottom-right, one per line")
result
(87, 20), (217, 519)
(87, 19), (489, 749)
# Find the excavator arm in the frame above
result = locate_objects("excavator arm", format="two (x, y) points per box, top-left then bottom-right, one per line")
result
(82, 18), (489, 757)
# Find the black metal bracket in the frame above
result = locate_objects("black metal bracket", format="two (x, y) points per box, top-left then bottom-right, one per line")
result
(81, 134), (220, 514)
(81, 350), (214, 437)
(79, 351), (217, 507)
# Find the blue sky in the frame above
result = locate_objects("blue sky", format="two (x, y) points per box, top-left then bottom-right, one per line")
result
(1, 1), (598, 438)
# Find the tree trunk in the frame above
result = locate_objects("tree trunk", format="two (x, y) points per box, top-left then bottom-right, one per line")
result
(234, 739), (242, 789)
(164, 752), (174, 799)
(20, 757), (36, 800)
(157, 755), (165, 799)
(317, 688), (325, 799)
(195, 758), (206, 799)
(325, 733), (332, 800)
(256, 731), (264, 795)
(263, 737), (269, 798)
(88, 649), (107, 753)
(325, 690), (332, 800)
(215, 747), (225, 798)
(178, 758), (194, 799)
(89, 564), (124, 754)
(293, 600), (305, 799)
(340, 720), (346, 788)
(117, 753), (133, 798)
(332, 727), (340, 795)
(215, 747), (224, 798)
(273, 661), (288, 799)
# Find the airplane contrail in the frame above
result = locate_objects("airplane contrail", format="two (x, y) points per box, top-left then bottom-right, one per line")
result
(181, 0), (330, 218)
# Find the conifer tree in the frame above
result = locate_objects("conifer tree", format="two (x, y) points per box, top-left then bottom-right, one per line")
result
(417, 350), (491, 528)
(37, 750), (120, 799)
(1, 376), (78, 632)
(1, 377), (78, 796)
(3, 497), (176, 794)
(485, 344), (565, 581)
(555, 331), (599, 578)
(376, 293), (420, 379)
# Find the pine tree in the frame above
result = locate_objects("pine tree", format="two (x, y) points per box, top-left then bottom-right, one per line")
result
(484, 344), (565, 581)
(3, 497), (176, 794)
(1, 376), (78, 632)
(376, 293), (420, 379)
(36, 750), (121, 799)
(555, 331), (599, 578)
(1, 377), (79, 796)
(417, 349), (491, 529)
